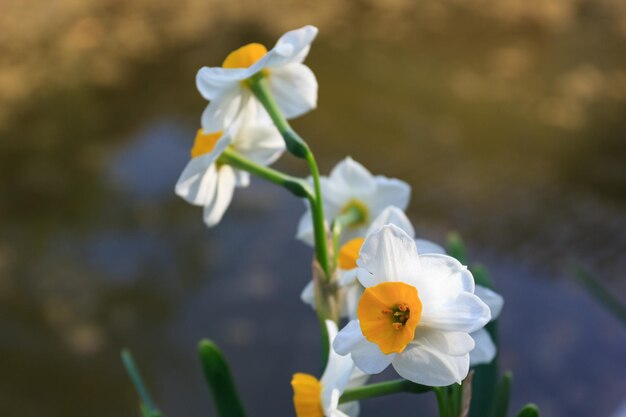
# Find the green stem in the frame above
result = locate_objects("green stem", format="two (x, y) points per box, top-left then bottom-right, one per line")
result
(330, 205), (366, 261)
(246, 73), (309, 158)
(339, 379), (431, 404)
(121, 349), (158, 414)
(305, 150), (332, 279)
(219, 148), (313, 200)
(433, 387), (448, 417)
(246, 73), (331, 279)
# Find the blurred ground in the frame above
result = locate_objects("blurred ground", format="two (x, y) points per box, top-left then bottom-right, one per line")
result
(0, 0), (625, 416)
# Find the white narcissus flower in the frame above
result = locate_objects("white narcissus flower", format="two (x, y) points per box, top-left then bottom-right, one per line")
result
(292, 320), (368, 417)
(300, 206), (443, 320)
(297, 158), (411, 246)
(470, 286), (504, 366)
(333, 225), (491, 387)
(196, 25), (318, 132)
(175, 102), (284, 227)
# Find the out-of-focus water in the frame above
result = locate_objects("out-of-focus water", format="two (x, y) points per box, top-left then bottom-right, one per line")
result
(0, 2), (625, 417)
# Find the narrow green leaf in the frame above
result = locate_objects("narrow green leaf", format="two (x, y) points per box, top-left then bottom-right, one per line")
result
(198, 340), (247, 417)
(468, 265), (498, 417)
(490, 372), (513, 417)
(447, 232), (468, 265)
(121, 349), (161, 416)
(571, 267), (626, 325)
(433, 387), (449, 417)
(471, 263), (494, 289)
(516, 404), (540, 417)
(449, 383), (462, 417)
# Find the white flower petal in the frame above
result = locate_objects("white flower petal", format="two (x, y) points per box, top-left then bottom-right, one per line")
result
(475, 285), (504, 320)
(470, 328), (496, 366)
(265, 25), (318, 67)
(196, 67), (247, 101)
(333, 320), (365, 356)
(319, 177), (355, 213)
(296, 208), (315, 246)
(340, 281), (363, 321)
(321, 320), (355, 412)
(233, 169), (250, 187)
(328, 157), (377, 197)
(175, 136), (231, 205)
(338, 401), (360, 417)
(334, 320), (395, 374)
(201, 87), (247, 132)
(300, 281), (315, 309)
(346, 367), (369, 389)
(421, 292), (491, 333)
(368, 176), (411, 213)
(366, 206), (415, 238)
(203, 165), (236, 226)
(414, 239), (446, 255)
(413, 253), (475, 307)
(329, 409), (350, 417)
(352, 340), (395, 374)
(233, 123), (285, 166)
(356, 224), (421, 287)
(268, 63), (318, 119)
(414, 328), (475, 356)
(392, 332), (472, 386)
(338, 268), (359, 286)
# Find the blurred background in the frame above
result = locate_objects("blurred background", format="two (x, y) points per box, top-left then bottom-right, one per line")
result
(1, 0), (625, 416)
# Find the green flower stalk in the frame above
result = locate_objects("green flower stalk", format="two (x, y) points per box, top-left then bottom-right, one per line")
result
(246, 73), (332, 281)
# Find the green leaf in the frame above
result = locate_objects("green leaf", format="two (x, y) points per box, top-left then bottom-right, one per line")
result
(198, 340), (247, 417)
(449, 383), (462, 417)
(471, 263), (494, 289)
(121, 349), (162, 417)
(433, 387), (449, 417)
(447, 232), (468, 265)
(490, 372), (513, 417)
(571, 267), (626, 325)
(468, 265), (498, 417)
(516, 404), (540, 417)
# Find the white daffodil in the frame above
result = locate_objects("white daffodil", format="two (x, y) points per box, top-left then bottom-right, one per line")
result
(300, 206), (443, 320)
(333, 225), (491, 387)
(297, 158), (411, 246)
(291, 320), (368, 417)
(196, 25), (318, 132)
(175, 101), (284, 227)
(470, 286), (503, 366)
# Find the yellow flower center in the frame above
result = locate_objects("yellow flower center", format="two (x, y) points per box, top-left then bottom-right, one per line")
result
(358, 281), (422, 354)
(291, 373), (323, 417)
(340, 199), (369, 228)
(222, 43), (268, 69)
(191, 129), (222, 159)
(339, 237), (365, 270)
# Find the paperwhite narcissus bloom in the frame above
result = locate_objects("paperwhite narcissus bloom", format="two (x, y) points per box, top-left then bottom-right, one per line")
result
(196, 26), (318, 132)
(332, 207), (504, 366)
(300, 206), (443, 320)
(470, 286), (503, 365)
(333, 225), (491, 386)
(292, 320), (368, 417)
(175, 102), (284, 226)
(297, 158), (411, 246)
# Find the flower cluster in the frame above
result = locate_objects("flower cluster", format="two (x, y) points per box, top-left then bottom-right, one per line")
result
(170, 25), (510, 417)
